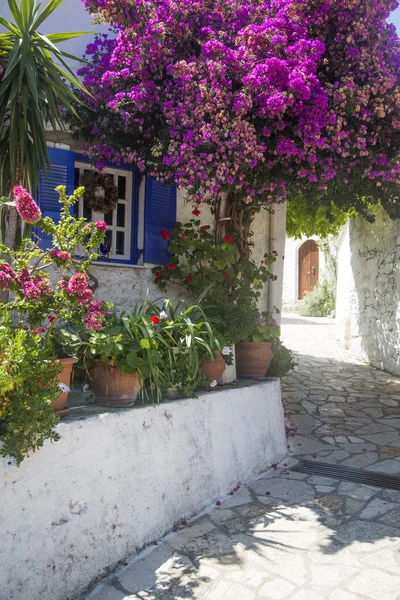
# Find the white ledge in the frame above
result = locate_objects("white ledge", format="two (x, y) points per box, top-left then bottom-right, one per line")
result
(1, 380), (286, 600)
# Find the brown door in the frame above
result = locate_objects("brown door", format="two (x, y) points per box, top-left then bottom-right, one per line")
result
(298, 240), (319, 299)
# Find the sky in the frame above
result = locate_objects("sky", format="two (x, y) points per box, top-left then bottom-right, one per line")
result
(388, 5), (400, 31)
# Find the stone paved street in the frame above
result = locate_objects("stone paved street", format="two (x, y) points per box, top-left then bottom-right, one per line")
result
(82, 314), (400, 600)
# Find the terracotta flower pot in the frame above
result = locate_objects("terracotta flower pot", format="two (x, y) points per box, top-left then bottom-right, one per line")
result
(236, 342), (274, 378)
(53, 357), (78, 413)
(201, 351), (226, 385)
(89, 360), (142, 407)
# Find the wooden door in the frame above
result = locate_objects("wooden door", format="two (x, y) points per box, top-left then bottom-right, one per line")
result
(298, 240), (319, 299)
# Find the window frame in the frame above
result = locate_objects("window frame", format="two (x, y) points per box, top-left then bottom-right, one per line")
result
(74, 154), (140, 265)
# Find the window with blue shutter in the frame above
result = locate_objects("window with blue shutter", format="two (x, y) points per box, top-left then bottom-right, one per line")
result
(36, 147), (75, 251)
(144, 176), (177, 264)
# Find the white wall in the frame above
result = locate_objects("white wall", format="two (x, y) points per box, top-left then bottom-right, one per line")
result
(336, 214), (400, 375)
(0, 381), (286, 600)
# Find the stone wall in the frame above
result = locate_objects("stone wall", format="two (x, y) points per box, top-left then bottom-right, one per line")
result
(0, 382), (286, 600)
(336, 214), (400, 375)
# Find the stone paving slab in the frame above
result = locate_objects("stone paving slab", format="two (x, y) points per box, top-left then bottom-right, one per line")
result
(80, 314), (400, 600)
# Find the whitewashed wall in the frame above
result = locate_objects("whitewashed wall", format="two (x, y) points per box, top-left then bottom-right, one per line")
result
(0, 381), (286, 600)
(336, 214), (400, 375)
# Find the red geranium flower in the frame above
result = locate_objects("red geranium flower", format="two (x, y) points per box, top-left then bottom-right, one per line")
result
(200, 225), (209, 233)
(48, 315), (56, 323)
(272, 275), (278, 281)
(261, 260), (265, 264)
(33, 327), (46, 335)
(168, 263), (176, 270)
(186, 274), (193, 281)
(155, 271), (161, 278)
(149, 316), (160, 325)
(272, 250), (278, 256)
(179, 230), (187, 239)
(224, 235), (233, 243)
(160, 229), (171, 240)
(192, 209), (201, 216)
(222, 271), (229, 277)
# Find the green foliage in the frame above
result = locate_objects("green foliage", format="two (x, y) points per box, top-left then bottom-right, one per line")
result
(76, 298), (220, 400)
(286, 195), (353, 239)
(153, 219), (279, 345)
(0, 322), (61, 464)
(267, 338), (296, 379)
(299, 280), (335, 317)
(0, 0), (90, 197)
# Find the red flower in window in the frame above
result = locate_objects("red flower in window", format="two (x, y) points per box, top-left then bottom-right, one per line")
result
(168, 263), (176, 270)
(186, 274), (193, 281)
(149, 316), (160, 325)
(223, 235), (233, 243)
(160, 229), (171, 240)
(192, 209), (201, 216)
(155, 271), (161, 278)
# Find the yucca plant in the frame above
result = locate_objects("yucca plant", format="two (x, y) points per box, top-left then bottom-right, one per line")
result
(0, 0), (91, 248)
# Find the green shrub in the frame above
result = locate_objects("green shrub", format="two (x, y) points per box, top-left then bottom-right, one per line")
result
(267, 338), (296, 378)
(299, 280), (335, 317)
(0, 324), (61, 464)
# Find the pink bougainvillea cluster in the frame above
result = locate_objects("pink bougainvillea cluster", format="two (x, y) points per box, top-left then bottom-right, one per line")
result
(72, 0), (400, 215)
(1, 186), (109, 334)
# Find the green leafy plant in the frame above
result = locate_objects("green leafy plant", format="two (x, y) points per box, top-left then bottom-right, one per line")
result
(0, 0), (90, 247)
(77, 297), (220, 400)
(0, 322), (62, 464)
(299, 280), (335, 317)
(153, 219), (278, 346)
(267, 338), (296, 379)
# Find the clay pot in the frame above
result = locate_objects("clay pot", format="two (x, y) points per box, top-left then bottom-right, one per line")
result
(201, 351), (226, 385)
(235, 342), (274, 378)
(89, 360), (142, 407)
(53, 357), (78, 413)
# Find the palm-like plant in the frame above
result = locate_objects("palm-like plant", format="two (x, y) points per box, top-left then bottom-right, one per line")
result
(0, 0), (91, 247)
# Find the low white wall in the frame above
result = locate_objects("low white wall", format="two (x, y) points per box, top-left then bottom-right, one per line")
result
(0, 381), (286, 600)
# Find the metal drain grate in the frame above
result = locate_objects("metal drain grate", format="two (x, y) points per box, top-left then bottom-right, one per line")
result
(291, 460), (400, 491)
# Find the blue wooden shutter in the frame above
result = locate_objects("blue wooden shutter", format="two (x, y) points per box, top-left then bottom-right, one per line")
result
(36, 147), (75, 250)
(144, 176), (177, 264)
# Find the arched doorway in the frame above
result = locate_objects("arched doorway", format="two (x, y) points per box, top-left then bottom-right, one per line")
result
(298, 240), (319, 299)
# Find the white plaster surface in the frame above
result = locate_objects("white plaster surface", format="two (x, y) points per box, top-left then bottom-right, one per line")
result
(336, 214), (400, 375)
(0, 381), (286, 600)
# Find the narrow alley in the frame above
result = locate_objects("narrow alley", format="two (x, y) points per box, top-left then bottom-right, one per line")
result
(83, 315), (400, 600)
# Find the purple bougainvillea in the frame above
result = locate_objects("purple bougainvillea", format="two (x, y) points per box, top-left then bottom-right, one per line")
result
(72, 0), (400, 216)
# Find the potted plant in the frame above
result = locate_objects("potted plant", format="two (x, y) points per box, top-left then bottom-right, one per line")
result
(77, 297), (221, 404)
(234, 309), (280, 378)
(153, 218), (278, 379)
(0, 184), (109, 414)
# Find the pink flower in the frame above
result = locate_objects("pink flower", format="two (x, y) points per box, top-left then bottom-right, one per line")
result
(0, 263), (16, 289)
(49, 249), (71, 261)
(95, 220), (107, 231)
(13, 185), (42, 224)
(257, 317), (266, 326)
(66, 273), (89, 295)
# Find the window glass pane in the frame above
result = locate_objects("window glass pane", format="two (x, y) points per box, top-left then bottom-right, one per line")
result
(83, 199), (92, 221)
(116, 231), (125, 255)
(104, 210), (113, 226)
(118, 176), (126, 199)
(105, 229), (112, 250)
(117, 203), (126, 227)
(74, 168), (80, 188)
